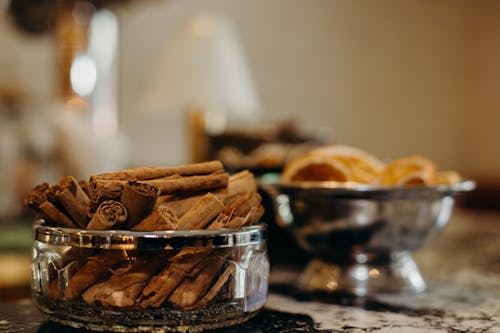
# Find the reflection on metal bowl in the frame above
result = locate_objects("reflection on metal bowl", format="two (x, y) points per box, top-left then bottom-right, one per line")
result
(264, 180), (475, 296)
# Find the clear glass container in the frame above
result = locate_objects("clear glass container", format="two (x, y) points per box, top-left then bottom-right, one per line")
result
(31, 221), (268, 332)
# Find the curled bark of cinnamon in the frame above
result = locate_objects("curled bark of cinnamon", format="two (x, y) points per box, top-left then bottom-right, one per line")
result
(53, 176), (91, 228)
(132, 206), (179, 231)
(88, 178), (126, 203)
(207, 192), (264, 230)
(175, 193), (225, 230)
(139, 250), (208, 308)
(24, 183), (77, 228)
(143, 170), (229, 195)
(168, 256), (226, 309)
(93, 160), (224, 181)
(82, 253), (169, 307)
(86, 200), (127, 230)
(64, 250), (128, 300)
(120, 181), (159, 229)
(190, 264), (234, 310)
(156, 170), (257, 219)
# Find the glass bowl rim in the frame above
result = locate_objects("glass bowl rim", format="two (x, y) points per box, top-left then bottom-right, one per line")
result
(263, 179), (475, 200)
(33, 220), (267, 250)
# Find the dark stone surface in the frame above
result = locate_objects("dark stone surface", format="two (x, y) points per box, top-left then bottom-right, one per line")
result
(0, 301), (333, 333)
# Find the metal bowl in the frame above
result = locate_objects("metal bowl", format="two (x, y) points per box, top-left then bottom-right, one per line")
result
(264, 180), (475, 296)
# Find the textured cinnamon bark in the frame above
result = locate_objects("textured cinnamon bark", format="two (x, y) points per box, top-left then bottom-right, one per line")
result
(86, 200), (127, 230)
(120, 181), (159, 229)
(131, 206), (179, 231)
(93, 160), (224, 181)
(82, 254), (169, 307)
(217, 170), (258, 199)
(78, 180), (92, 198)
(168, 257), (225, 309)
(191, 264), (234, 309)
(53, 176), (91, 228)
(139, 251), (208, 308)
(207, 192), (263, 229)
(143, 170), (229, 195)
(47, 247), (94, 299)
(156, 170), (257, 217)
(175, 193), (225, 230)
(25, 183), (77, 228)
(88, 178), (126, 203)
(246, 204), (265, 226)
(64, 250), (127, 300)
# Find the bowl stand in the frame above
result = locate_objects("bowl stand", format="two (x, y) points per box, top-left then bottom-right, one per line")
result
(297, 251), (426, 296)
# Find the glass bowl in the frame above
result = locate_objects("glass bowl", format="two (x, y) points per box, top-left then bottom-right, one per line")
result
(264, 180), (474, 296)
(31, 221), (268, 332)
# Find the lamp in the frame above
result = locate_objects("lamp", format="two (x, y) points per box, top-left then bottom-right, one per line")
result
(143, 14), (260, 161)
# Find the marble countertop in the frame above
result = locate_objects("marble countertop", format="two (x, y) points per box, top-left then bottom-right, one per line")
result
(266, 208), (500, 332)
(1, 208), (499, 332)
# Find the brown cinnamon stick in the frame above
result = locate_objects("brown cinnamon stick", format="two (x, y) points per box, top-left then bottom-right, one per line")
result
(139, 251), (208, 308)
(156, 170), (257, 218)
(246, 204), (265, 226)
(143, 170), (229, 195)
(217, 170), (258, 199)
(24, 183), (77, 228)
(207, 192), (263, 229)
(82, 253), (169, 307)
(175, 193), (225, 230)
(168, 257), (225, 309)
(191, 264), (234, 309)
(47, 247), (94, 299)
(131, 206), (179, 231)
(78, 180), (92, 198)
(53, 176), (91, 228)
(120, 181), (159, 229)
(93, 160), (224, 181)
(88, 178), (126, 203)
(64, 250), (127, 300)
(86, 200), (127, 230)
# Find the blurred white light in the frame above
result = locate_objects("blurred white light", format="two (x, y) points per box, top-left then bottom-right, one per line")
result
(89, 10), (118, 74)
(70, 54), (97, 97)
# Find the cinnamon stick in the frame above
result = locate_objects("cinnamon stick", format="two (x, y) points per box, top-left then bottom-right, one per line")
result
(207, 192), (263, 230)
(143, 170), (229, 195)
(88, 178), (126, 203)
(217, 170), (258, 199)
(131, 206), (179, 231)
(120, 181), (159, 229)
(175, 193), (225, 230)
(139, 251), (208, 308)
(168, 257), (225, 309)
(24, 183), (77, 228)
(86, 200), (127, 230)
(53, 176), (91, 228)
(64, 250), (127, 300)
(156, 170), (256, 218)
(82, 253), (169, 307)
(191, 264), (234, 309)
(93, 160), (224, 181)
(78, 180), (92, 198)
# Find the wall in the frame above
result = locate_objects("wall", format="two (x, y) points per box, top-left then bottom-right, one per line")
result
(117, 0), (500, 178)
(0, 1), (499, 179)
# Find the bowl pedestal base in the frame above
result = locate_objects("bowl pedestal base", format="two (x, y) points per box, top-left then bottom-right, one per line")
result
(297, 251), (426, 296)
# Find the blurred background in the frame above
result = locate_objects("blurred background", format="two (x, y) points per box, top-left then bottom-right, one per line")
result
(0, 0), (499, 299)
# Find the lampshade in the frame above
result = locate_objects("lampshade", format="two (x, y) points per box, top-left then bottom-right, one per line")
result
(143, 13), (260, 117)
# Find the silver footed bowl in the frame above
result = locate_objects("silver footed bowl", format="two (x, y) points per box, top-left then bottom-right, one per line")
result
(265, 179), (475, 296)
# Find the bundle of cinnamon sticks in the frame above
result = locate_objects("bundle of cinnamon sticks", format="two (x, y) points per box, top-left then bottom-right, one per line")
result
(26, 161), (265, 310)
